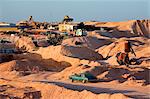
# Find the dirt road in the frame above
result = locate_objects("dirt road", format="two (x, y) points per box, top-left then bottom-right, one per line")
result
(34, 79), (150, 99)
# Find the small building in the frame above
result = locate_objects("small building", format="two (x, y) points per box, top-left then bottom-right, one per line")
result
(58, 22), (79, 32)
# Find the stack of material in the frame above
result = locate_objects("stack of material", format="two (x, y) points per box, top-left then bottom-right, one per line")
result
(60, 36), (113, 60)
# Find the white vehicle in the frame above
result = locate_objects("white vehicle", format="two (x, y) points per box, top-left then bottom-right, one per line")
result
(75, 29), (87, 36)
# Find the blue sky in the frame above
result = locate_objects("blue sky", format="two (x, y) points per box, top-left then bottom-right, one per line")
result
(0, 0), (149, 23)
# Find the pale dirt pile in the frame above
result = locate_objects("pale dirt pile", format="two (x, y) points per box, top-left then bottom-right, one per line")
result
(15, 36), (35, 52)
(0, 79), (129, 99)
(60, 36), (112, 60)
(0, 60), (44, 72)
(61, 45), (103, 60)
(62, 36), (112, 50)
(97, 37), (150, 66)
(34, 45), (81, 66)
(0, 53), (72, 76)
(0, 34), (35, 52)
(34, 45), (102, 67)
(13, 53), (72, 72)
(95, 19), (150, 38)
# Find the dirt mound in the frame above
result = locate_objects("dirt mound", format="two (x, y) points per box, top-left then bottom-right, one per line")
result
(13, 53), (72, 72)
(97, 37), (150, 58)
(0, 53), (72, 73)
(15, 36), (35, 52)
(98, 37), (150, 67)
(131, 20), (150, 38)
(62, 36), (112, 50)
(35, 45), (81, 66)
(60, 36), (112, 60)
(61, 45), (103, 60)
(0, 60), (44, 74)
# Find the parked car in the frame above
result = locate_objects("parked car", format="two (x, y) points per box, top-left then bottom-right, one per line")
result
(69, 72), (97, 83)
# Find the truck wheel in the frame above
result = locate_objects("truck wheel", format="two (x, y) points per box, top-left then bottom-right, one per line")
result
(71, 79), (74, 82)
(82, 80), (87, 83)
